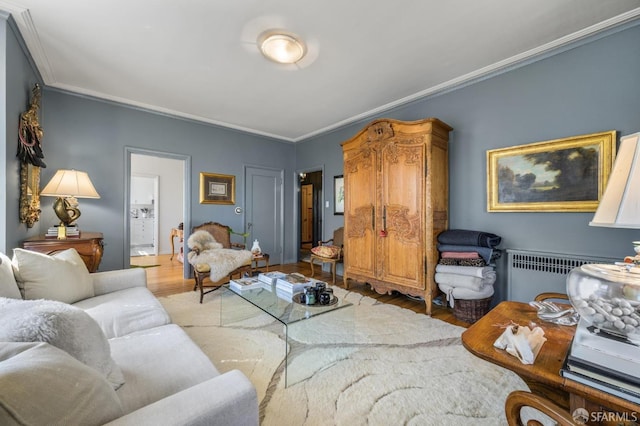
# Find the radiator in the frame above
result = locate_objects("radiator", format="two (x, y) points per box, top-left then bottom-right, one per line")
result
(506, 249), (619, 302)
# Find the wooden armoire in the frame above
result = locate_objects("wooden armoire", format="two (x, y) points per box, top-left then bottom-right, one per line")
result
(341, 118), (452, 315)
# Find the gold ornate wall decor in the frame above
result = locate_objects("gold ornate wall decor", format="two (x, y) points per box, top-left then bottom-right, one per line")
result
(18, 84), (46, 228)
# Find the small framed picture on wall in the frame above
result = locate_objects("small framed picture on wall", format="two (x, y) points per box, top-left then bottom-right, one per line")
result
(334, 175), (344, 215)
(200, 172), (235, 205)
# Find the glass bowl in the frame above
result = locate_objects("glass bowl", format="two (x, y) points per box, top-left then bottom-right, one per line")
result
(567, 263), (640, 341)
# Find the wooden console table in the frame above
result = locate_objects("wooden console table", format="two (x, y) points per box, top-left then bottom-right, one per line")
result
(462, 301), (640, 422)
(22, 232), (104, 272)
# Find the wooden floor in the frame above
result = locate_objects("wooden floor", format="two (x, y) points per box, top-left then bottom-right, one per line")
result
(134, 254), (470, 328)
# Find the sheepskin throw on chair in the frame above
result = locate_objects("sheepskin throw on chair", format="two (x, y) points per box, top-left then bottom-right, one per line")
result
(187, 230), (253, 283)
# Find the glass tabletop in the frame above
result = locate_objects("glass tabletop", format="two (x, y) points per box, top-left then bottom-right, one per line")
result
(223, 282), (352, 326)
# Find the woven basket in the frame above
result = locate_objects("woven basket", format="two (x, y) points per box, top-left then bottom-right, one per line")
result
(453, 297), (493, 323)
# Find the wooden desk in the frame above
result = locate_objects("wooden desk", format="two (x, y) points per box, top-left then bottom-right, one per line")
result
(22, 232), (104, 272)
(170, 228), (183, 261)
(462, 301), (640, 422)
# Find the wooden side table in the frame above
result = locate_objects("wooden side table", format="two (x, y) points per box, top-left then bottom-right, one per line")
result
(22, 232), (104, 272)
(251, 253), (269, 272)
(170, 228), (183, 261)
(462, 301), (640, 422)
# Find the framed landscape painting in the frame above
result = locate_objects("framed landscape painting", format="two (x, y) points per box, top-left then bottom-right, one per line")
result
(487, 131), (616, 212)
(200, 172), (235, 204)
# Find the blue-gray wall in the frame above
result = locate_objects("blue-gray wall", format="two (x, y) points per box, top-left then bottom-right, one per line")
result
(39, 91), (296, 271)
(3, 14), (640, 302)
(296, 22), (640, 301)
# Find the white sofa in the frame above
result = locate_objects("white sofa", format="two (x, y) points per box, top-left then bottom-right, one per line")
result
(0, 249), (258, 426)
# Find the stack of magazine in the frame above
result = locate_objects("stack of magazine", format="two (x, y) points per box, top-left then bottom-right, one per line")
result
(275, 273), (317, 301)
(561, 321), (640, 404)
(46, 225), (79, 237)
(229, 276), (264, 292)
(257, 271), (286, 286)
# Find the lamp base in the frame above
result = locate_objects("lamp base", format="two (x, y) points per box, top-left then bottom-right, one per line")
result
(57, 225), (66, 240)
(52, 197), (81, 227)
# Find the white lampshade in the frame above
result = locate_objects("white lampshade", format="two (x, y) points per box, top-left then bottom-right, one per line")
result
(258, 30), (306, 64)
(40, 169), (100, 199)
(590, 132), (640, 228)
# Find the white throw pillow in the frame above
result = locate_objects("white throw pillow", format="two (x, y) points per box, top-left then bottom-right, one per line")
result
(0, 297), (125, 389)
(0, 342), (124, 425)
(12, 248), (94, 303)
(0, 253), (21, 299)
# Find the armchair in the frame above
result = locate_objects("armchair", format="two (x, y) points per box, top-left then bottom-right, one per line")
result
(309, 227), (344, 285)
(188, 222), (252, 303)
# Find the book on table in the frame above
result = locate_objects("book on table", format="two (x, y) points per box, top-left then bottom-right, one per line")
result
(258, 271), (286, 286)
(569, 321), (640, 380)
(275, 273), (316, 295)
(564, 356), (640, 396)
(229, 277), (264, 292)
(561, 363), (640, 405)
(561, 331), (640, 405)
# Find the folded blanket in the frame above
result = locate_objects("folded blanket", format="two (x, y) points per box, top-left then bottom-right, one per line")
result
(437, 244), (494, 264)
(435, 264), (496, 280)
(438, 258), (487, 267)
(438, 283), (495, 308)
(440, 251), (480, 259)
(437, 229), (502, 248)
(434, 272), (496, 291)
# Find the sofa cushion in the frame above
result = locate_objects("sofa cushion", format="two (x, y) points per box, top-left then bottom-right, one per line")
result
(73, 286), (171, 338)
(0, 253), (21, 299)
(0, 297), (124, 389)
(0, 342), (124, 426)
(109, 324), (219, 414)
(12, 248), (94, 303)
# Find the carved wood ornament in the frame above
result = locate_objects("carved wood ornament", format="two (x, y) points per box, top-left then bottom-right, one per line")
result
(18, 84), (46, 228)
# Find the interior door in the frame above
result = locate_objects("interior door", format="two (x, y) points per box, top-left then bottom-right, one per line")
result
(245, 166), (283, 265)
(301, 184), (313, 244)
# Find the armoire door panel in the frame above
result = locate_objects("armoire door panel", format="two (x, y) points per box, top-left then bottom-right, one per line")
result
(379, 143), (425, 288)
(344, 148), (377, 276)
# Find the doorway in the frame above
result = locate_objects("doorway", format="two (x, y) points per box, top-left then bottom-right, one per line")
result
(130, 173), (159, 256)
(298, 170), (323, 261)
(125, 148), (191, 278)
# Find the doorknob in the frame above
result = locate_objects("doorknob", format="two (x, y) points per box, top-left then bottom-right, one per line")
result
(247, 222), (253, 229)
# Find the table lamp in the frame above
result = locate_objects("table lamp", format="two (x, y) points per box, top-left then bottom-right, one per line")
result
(40, 169), (100, 238)
(589, 132), (640, 257)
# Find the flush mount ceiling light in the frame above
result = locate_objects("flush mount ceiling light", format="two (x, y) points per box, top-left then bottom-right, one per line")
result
(258, 30), (306, 64)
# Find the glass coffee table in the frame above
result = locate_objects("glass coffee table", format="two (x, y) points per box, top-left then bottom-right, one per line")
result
(220, 281), (352, 387)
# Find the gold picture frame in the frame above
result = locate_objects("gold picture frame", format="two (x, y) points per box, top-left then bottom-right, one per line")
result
(487, 131), (616, 212)
(199, 172), (235, 205)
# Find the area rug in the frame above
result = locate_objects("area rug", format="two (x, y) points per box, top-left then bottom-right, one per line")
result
(159, 287), (530, 425)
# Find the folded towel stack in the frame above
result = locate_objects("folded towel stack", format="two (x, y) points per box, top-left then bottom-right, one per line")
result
(435, 229), (502, 308)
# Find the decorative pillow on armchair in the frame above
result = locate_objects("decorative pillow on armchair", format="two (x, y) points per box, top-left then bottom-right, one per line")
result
(12, 248), (94, 304)
(0, 297), (125, 390)
(311, 245), (341, 259)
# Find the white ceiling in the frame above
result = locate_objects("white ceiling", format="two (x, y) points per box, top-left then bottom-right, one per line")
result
(2, 1), (640, 142)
